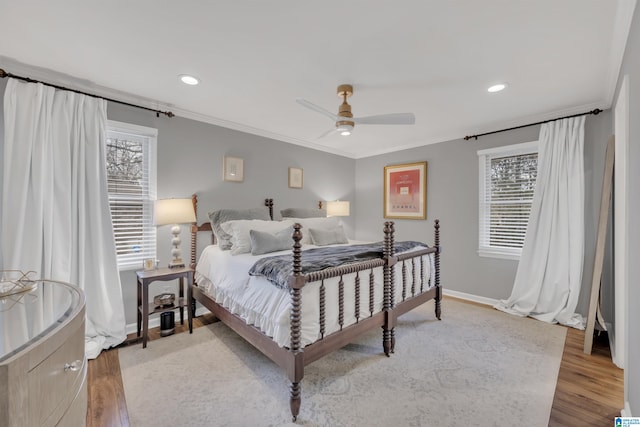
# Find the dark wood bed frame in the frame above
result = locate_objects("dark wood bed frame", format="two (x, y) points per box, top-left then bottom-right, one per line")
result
(188, 195), (441, 422)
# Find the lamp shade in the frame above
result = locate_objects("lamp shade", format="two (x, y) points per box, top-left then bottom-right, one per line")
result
(154, 198), (196, 225)
(326, 200), (350, 217)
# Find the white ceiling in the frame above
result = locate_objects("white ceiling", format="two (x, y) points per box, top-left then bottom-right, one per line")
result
(0, 1), (635, 158)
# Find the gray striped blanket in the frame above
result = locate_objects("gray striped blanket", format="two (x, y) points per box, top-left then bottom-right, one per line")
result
(248, 241), (427, 289)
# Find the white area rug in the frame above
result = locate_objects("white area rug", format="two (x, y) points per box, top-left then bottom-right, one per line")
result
(119, 298), (566, 427)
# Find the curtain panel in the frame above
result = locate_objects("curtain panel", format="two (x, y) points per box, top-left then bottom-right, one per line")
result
(495, 116), (586, 329)
(1, 78), (126, 358)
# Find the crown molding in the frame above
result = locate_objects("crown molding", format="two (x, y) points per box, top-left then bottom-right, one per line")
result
(0, 56), (357, 159)
(167, 106), (357, 159)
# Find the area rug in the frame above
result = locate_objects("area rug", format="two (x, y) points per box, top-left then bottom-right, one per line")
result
(119, 298), (566, 426)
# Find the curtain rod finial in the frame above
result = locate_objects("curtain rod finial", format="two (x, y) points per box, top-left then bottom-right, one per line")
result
(0, 68), (7, 78)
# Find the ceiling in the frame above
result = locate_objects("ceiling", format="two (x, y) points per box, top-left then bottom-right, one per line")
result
(0, 1), (634, 159)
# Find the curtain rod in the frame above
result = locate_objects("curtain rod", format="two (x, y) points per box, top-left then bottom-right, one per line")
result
(464, 108), (602, 141)
(0, 68), (174, 118)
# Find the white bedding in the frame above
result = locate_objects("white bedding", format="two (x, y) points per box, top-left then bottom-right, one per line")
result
(195, 241), (434, 347)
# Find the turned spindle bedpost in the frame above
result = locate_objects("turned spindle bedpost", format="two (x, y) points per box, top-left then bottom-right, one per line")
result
(434, 219), (441, 320)
(382, 221), (397, 356)
(288, 224), (304, 422)
(190, 194), (198, 270)
(265, 198), (274, 220)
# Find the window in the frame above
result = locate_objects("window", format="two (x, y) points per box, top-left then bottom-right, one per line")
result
(106, 121), (157, 270)
(478, 141), (538, 260)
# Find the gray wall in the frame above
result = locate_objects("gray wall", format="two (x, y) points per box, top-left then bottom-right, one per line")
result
(354, 112), (612, 316)
(106, 103), (356, 326)
(613, 1), (640, 416)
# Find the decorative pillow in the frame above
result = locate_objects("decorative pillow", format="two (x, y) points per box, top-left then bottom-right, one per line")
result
(308, 225), (349, 246)
(208, 207), (271, 250)
(286, 217), (340, 244)
(221, 219), (294, 255)
(250, 226), (294, 255)
(280, 208), (326, 219)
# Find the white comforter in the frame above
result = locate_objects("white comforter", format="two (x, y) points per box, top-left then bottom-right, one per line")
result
(195, 241), (434, 347)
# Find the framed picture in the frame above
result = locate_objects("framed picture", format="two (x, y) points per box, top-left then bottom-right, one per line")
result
(383, 161), (427, 219)
(288, 167), (303, 189)
(223, 156), (244, 182)
(143, 258), (156, 271)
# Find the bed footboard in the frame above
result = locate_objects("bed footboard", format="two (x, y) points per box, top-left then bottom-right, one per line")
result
(285, 219), (441, 421)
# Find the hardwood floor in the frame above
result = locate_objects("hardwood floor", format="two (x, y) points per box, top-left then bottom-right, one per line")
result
(86, 303), (623, 426)
(549, 327), (624, 426)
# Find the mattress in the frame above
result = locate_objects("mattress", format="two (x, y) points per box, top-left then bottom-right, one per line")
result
(195, 241), (434, 347)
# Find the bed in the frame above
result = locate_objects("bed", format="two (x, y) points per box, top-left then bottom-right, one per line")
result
(188, 195), (441, 422)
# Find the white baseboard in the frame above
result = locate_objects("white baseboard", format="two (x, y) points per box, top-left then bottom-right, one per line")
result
(621, 401), (633, 417)
(443, 289), (499, 307)
(125, 306), (211, 335)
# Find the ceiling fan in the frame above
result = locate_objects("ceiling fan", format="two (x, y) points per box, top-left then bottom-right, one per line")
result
(296, 84), (415, 137)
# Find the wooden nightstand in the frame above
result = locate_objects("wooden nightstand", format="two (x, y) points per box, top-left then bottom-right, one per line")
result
(136, 266), (194, 348)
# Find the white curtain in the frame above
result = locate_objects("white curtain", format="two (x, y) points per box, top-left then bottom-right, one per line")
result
(1, 78), (126, 358)
(495, 116), (586, 329)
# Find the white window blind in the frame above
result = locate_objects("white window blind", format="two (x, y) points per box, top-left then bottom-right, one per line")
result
(478, 141), (538, 260)
(106, 121), (157, 270)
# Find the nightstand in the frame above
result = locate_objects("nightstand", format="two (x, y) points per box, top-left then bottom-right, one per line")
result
(136, 266), (194, 348)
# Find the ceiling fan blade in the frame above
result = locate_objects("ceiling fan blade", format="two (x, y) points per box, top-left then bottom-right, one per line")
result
(353, 113), (415, 125)
(296, 98), (338, 121)
(316, 127), (337, 139)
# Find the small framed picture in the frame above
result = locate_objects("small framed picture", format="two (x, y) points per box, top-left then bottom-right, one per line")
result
(223, 156), (244, 182)
(288, 167), (303, 189)
(143, 258), (156, 271)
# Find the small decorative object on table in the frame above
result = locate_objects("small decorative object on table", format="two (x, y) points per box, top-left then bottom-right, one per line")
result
(154, 292), (175, 308)
(143, 258), (156, 271)
(0, 269), (37, 298)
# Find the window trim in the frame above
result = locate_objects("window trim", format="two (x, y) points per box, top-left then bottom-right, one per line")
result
(106, 120), (158, 271)
(477, 140), (538, 260)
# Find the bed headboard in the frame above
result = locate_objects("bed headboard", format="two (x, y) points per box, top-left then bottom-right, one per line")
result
(189, 194), (274, 268)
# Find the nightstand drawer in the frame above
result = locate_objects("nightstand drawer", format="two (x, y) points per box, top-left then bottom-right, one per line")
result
(27, 323), (85, 426)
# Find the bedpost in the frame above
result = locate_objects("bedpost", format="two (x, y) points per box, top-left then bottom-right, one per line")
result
(190, 194), (198, 269)
(434, 219), (442, 320)
(382, 221), (397, 356)
(288, 223), (304, 422)
(265, 198), (274, 220)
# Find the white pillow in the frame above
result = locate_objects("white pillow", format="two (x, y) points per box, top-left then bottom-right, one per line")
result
(286, 217), (341, 244)
(221, 219), (294, 255)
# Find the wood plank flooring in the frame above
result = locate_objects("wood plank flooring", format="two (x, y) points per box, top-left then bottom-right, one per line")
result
(86, 302), (623, 426)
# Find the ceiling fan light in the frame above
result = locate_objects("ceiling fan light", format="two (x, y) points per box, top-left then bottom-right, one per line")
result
(336, 123), (353, 136)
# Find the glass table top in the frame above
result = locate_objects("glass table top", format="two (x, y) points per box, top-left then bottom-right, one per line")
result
(0, 274), (82, 362)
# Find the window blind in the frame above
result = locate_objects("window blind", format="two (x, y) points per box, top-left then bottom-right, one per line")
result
(478, 141), (538, 259)
(106, 124), (157, 269)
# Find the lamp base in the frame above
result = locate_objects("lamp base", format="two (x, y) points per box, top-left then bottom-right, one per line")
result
(168, 260), (185, 269)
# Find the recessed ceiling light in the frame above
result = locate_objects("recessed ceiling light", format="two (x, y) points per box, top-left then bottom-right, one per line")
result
(179, 74), (199, 85)
(487, 83), (507, 93)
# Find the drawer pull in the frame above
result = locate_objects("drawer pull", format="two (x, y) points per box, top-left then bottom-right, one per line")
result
(64, 360), (83, 372)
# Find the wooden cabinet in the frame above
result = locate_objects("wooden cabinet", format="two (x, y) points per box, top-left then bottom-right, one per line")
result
(0, 279), (86, 427)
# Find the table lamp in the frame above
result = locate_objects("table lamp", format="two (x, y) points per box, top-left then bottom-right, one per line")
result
(326, 200), (350, 217)
(155, 198), (196, 268)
